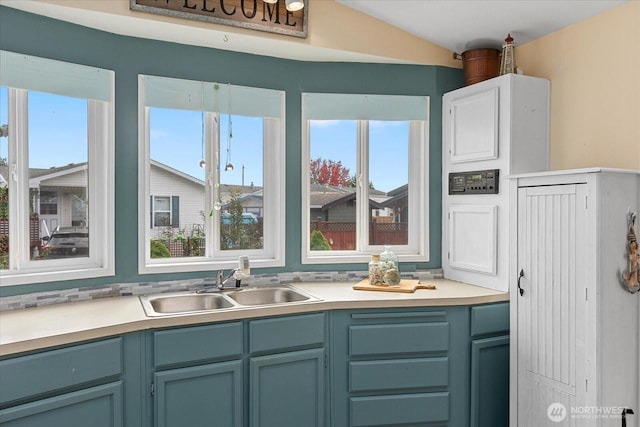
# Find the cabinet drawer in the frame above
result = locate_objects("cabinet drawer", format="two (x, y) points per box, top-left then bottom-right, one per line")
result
(349, 322), (449, 356)
(0, 381), (123, 427)
(154, 322), (243, 368)
(350, 392), (449, 426)
(0, 338), (122, 406)
(470, 303), (509, 337)
(350, 357), (448, 392)
(249, 313), (325, 355)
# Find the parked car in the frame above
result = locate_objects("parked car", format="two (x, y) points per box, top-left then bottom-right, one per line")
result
(41, 227), (89, 258)
(221, 212), (258, 225)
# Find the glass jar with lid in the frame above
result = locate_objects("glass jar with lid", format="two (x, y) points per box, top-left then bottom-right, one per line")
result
(368, 253), (383, 285)
(380, 245), (401, 286)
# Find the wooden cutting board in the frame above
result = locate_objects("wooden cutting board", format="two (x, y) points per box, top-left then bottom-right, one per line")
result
(353, 279), (436, 293)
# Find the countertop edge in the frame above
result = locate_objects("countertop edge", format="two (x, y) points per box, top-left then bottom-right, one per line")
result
(0, 280), (509, 356)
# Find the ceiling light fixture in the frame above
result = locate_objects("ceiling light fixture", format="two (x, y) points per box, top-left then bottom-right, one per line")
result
(285, 0), (304, 12)
(262, 0), (277, 3)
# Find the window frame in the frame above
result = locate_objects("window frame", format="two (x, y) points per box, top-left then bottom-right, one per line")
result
(301, 93), (430, 265)
(138, 75), (286, 274)
(0, 53), (115, 286)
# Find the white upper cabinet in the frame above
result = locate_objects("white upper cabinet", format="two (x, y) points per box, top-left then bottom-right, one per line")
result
(442, 74), (550, 292)
(449, 87), (499, 163)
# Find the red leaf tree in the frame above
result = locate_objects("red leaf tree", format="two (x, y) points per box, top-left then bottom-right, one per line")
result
(310, 157), (352, 187)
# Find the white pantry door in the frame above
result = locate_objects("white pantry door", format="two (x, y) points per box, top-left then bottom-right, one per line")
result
(517, 184), (588, 426)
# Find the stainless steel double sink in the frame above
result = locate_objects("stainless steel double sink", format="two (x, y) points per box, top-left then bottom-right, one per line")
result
(139, 284), (321, 317)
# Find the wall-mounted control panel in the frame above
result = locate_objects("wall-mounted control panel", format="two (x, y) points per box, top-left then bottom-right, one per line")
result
(448, 169), (500, 195)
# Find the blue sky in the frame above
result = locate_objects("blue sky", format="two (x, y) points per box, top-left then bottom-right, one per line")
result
(150, 107), (264, 187)
(1, 88), (410, 193)
(310, 120), (409, 192)
(0, 88), (88, 168)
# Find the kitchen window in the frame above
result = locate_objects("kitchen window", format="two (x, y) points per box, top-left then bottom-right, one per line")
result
(301, 93), (430, 264)
(0, 51), (115, 286)
(138, 76), (285, 273)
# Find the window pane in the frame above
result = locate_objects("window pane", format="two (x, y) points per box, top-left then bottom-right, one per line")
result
(29, 91), (89, 261)
(219, 114), (264, 251)
(369, 120), (409, 246)
(154, 196), (170, 212)
(149, 108), (206, 258)
(0, 87), (8, 270)
(308, 120), (357, 251)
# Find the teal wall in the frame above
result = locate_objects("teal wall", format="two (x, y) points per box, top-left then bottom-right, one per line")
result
(0, 6), (463, 296)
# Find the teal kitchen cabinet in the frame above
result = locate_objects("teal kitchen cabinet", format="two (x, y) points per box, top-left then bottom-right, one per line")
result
(150, 322), (244, 427)
(0, 337), (129, 427)
(0, 301), (508, 427)
(469, 302), (509, 427)
(149, 312), (326, 427)
(330, 307), (472, 427)
(248, 313), (326, 427)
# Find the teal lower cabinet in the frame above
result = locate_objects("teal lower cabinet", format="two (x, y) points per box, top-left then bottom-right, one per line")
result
(331, 307), (470, 427)
(0, 337), (128, 427)
(154, 361), (243, 427)
(0, 382), (123, 427)
(469, 303), (510, 427)
(0, 302), (509, 427)
(149, 321), (244, 427)
(249, 348), (325, 427)
(247, 313), (327, 427)
(149, 312), (326, 427)
(331, 303), (509, 427)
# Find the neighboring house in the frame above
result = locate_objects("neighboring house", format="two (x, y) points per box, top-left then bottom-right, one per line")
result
(29, 163), (88, 237)
(382, 184), (408, 223)
(309, 184), (390, 222)
(0, 161), (265, 241)
(308, 183), (409, 249)
(0, 163), (88, 238)
(149, 160), (263, 238)
(221, 183), (264, 219)
(149, 160), (204, 238)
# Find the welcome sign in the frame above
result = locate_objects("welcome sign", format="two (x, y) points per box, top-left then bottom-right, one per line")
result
(130, 0), (307, 38)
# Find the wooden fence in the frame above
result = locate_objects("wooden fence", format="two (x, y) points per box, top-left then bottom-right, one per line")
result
(0, 218), (41, 248)
(311, 220), (408, 250)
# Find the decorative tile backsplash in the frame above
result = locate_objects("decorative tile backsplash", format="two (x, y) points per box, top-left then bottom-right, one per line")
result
(0, 269), (443, 311)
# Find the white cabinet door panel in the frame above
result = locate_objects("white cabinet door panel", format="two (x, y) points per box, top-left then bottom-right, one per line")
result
(516, 184), (588, 427)
(450, 87), (499, 163)
(448, 204), (498, 274)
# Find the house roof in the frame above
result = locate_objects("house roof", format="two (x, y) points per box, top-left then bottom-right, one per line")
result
(321, 191), (385, 211)
(151, 160), (204, 187)
(29, 163), (86, 179)
(1, 159), (264, 192)
(309, 184), (353, 209)
(0, 163), (88, 188)
(383, 184), (408, 207)
(309, 184), (391, 210)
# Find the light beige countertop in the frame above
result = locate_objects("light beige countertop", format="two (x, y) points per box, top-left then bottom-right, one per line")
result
(0, 279), (509, 356)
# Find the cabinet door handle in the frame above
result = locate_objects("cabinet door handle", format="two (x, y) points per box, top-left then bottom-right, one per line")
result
(517, 269), (525, 296)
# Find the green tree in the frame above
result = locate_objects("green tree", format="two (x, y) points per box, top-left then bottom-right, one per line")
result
(220, 188), (262, 250)
(310, 230), (331, 250)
